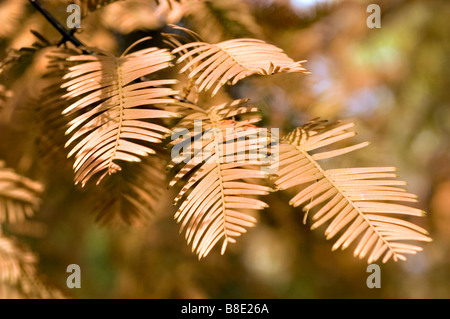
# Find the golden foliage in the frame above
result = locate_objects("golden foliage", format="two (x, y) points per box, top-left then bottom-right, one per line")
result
(169, 99), (273, 258)
(100, 0), (185, 33)
(70, 0), (123, 16)
(183, 0), (263, 43)
(274, 120), (432, 263)
(38, 48), (169, 225)
(0, 85), (12, 118)
(0, 31), (51, 79)
(0, 0), (433, 273)
(0, 0), (27, 39)
(0, 0), (442, 300)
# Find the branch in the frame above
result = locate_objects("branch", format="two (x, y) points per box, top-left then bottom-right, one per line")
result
(29, 0), (89, 53)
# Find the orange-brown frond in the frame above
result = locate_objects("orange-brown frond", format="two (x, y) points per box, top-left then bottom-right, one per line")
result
(0, 161), (43, 224)
(172, 38), (309, 96)
(169, 99), (273, 258)
(62, 41), (180, 186)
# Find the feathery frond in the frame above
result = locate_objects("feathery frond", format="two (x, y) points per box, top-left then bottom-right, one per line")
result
(184, 0), (263, 43)
(172, 37), (309, 96)
(101, 0), (185, 33)
(0, 161), (43, 224)
(93, 156), (167, 225)
(35, 48), (81, 164)
(274, 119), (431, 263)
(70, 0), (123, 16)
(61, 41), (180, 186)
(169, 99), (273, 258)
(0, 233), (64, 299)
(0, 30), (51, 79)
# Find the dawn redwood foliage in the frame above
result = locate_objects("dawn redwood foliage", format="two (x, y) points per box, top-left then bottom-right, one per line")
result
(0, 0), (432, 298)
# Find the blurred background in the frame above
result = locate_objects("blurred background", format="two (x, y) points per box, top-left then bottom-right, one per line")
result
(0, 0), (449, 298)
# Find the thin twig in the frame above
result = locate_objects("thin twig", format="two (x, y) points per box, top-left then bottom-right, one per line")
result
(29, 0), (89, 53)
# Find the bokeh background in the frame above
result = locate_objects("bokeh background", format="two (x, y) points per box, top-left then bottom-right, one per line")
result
(0, 0), (449, 298)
